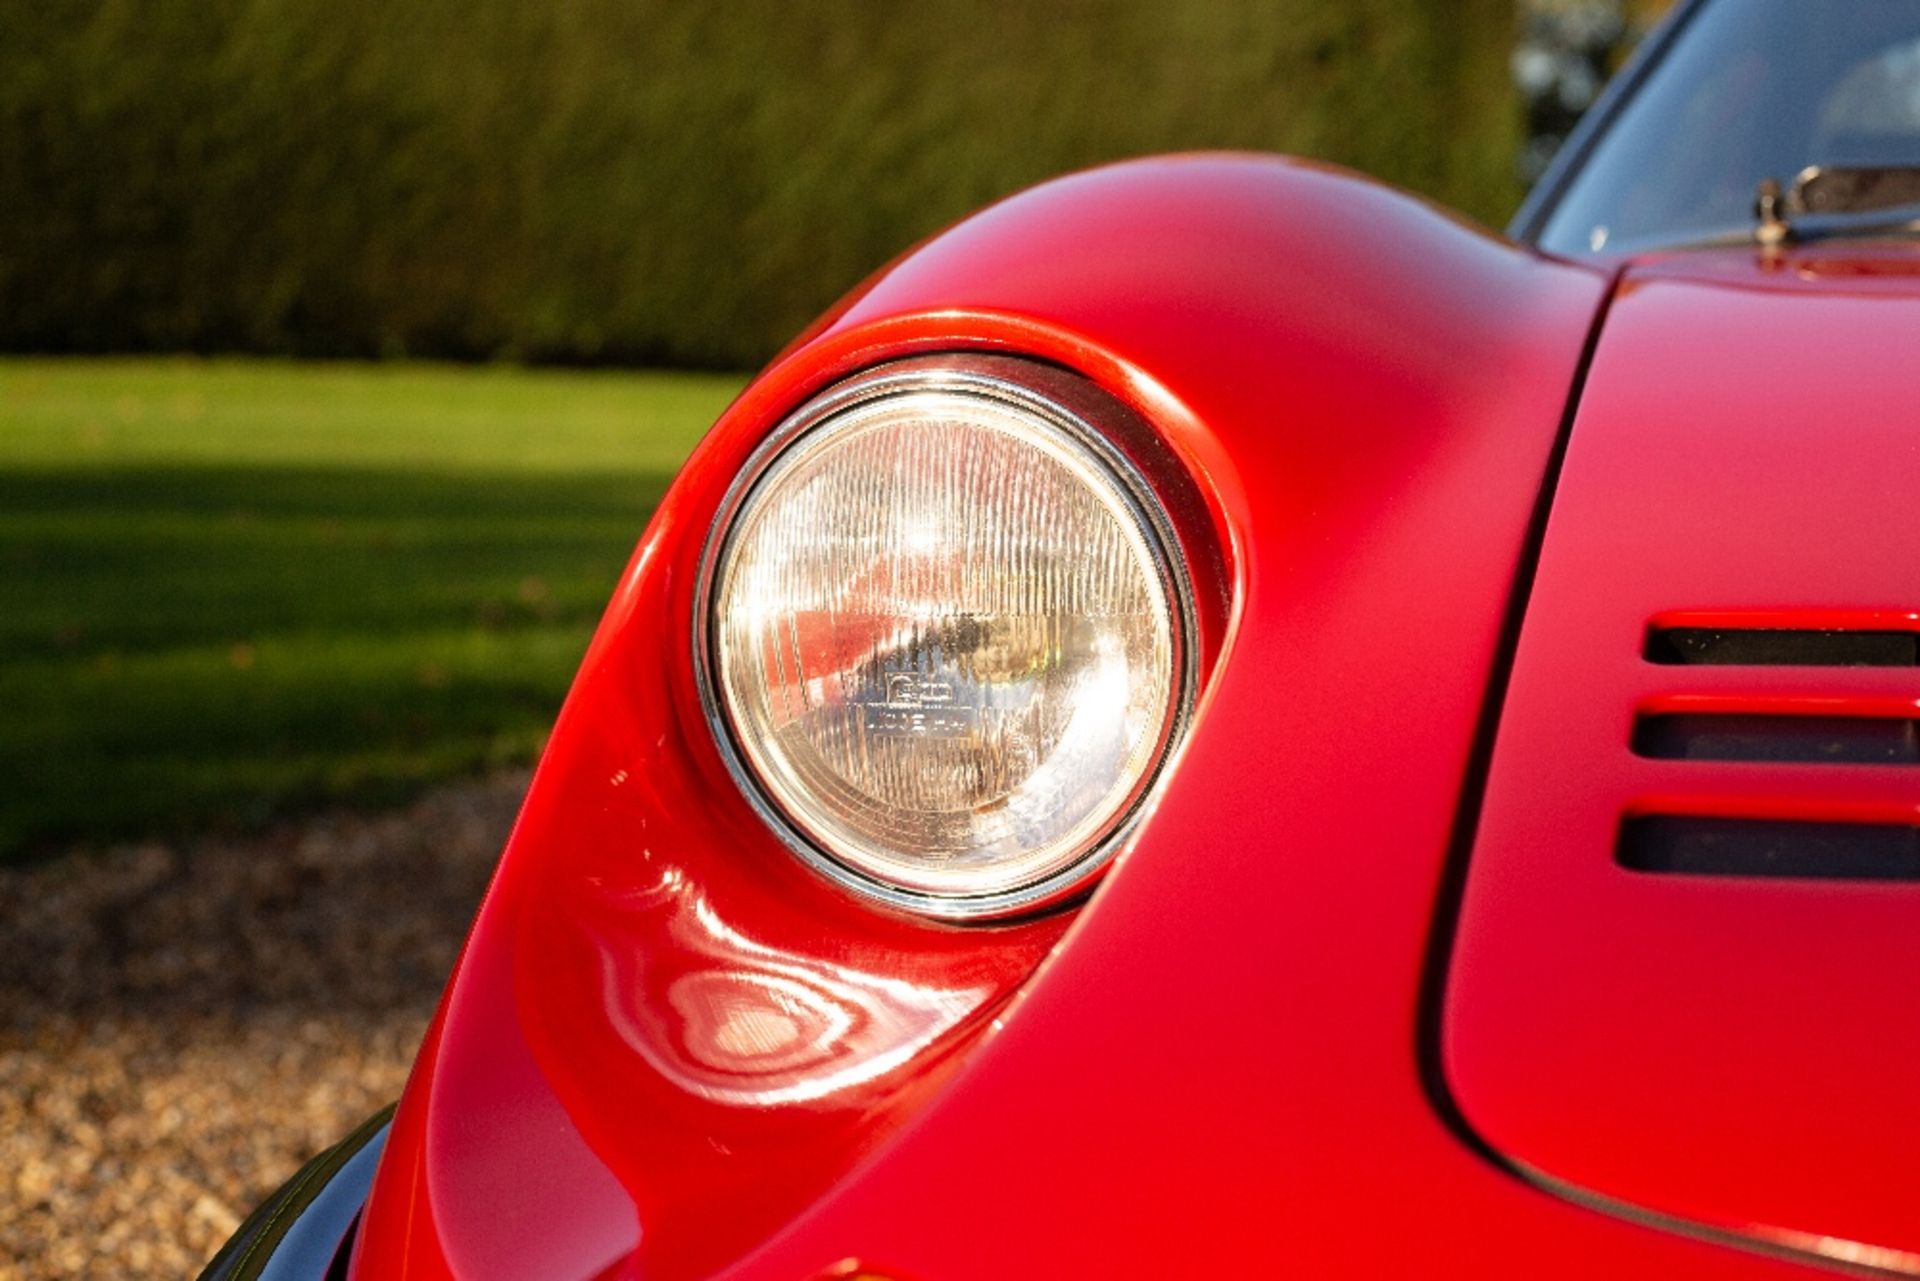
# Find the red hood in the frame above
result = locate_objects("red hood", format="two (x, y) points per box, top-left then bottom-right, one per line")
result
(1447, 244), (1920, 1272)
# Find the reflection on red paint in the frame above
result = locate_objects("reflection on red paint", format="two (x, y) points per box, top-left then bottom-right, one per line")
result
(590, 864), (994, 1108)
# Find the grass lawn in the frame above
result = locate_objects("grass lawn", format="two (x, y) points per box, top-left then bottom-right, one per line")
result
(0, 358), (742, 862)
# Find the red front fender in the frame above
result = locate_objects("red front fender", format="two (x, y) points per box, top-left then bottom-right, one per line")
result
(346, 155), (1741, 1281)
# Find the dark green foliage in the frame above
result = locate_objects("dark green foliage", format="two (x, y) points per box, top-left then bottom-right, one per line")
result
(0, 1), (1521, 369)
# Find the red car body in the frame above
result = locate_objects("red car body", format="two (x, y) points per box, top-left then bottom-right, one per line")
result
(206, 7), (1920, 1278)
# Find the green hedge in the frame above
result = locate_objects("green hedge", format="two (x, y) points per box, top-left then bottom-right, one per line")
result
(0, 1), (1520, 369)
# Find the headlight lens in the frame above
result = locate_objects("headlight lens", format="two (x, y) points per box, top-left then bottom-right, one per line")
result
(703, 362), (1191, 918)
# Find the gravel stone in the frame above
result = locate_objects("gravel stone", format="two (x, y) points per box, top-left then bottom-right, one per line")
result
(0, 771), (526, 1278)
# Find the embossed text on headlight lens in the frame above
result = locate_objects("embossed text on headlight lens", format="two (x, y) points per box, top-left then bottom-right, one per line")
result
(706, 371), (1187, 915)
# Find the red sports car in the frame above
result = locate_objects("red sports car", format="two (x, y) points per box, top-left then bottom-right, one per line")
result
(204, 1), (1920, 1276)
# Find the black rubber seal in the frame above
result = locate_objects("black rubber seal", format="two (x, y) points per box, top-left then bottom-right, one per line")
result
(197, 1105), (394, 1281)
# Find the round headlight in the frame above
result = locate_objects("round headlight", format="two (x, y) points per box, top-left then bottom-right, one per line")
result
(701, 360), (1193, 918)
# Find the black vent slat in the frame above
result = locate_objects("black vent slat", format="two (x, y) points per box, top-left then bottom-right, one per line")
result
(1633, 713), (1920, 764)
(1621, 816), (1920, 880)
(1645, 628), (1918, 667)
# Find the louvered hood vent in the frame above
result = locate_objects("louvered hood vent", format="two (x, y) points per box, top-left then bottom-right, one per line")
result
(1622, 619), (1920, 879)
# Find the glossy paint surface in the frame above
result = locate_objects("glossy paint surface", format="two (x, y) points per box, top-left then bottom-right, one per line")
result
(1446, 247), (1920, 1274)
(351, 158), (1856, 1279)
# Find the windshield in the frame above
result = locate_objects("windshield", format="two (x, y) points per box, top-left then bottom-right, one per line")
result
(1536, 0), (1920, 255)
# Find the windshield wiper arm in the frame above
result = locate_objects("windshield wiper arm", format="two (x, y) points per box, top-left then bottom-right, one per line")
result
(1754, 165), (1920, 247)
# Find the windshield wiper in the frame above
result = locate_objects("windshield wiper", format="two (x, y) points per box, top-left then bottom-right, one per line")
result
(1754, 165), (1920, 247)
(1574, 166), (1920, 258)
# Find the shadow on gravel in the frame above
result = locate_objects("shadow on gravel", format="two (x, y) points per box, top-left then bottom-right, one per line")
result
(0, 770), (525, 1276)
(0, 768), (524, 1026)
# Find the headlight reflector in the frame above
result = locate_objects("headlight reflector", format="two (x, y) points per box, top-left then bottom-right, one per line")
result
(703, 363), (1191, 917)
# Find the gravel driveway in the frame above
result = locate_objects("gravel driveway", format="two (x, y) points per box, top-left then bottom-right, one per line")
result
(0, 771), (525, 1278)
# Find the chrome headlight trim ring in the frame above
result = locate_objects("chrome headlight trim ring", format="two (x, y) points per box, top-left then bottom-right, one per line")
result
(693, 354), (1199, 922)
